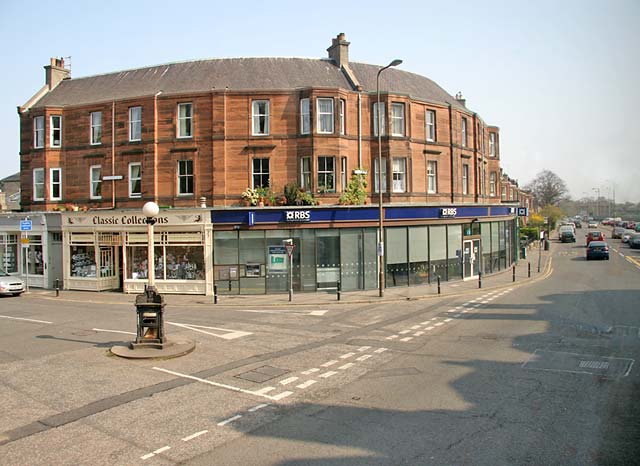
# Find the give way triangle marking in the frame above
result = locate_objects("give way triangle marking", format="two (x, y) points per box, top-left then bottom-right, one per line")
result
(166, 321), (253, 340)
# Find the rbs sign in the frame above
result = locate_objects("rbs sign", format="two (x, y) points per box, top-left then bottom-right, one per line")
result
(439, 208), (457, 218)
(285, 210), (311, 222)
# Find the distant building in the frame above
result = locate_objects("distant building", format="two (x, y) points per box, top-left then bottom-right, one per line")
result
(0, 172), (20, 211)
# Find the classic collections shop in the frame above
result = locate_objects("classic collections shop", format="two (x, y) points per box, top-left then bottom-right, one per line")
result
(54, 205), (519, 295)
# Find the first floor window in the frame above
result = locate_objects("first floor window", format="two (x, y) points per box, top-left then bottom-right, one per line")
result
(34, 116), (44, 148)
(300, 98), (310, 134)
(90, 165), (102, 199)
(129, 106), (142, 141)
(426, 110), (436, 141)
(391, 103), (405, 136)
(392, 158), (406, 192)
(50, 168), (62, 200)
(501, 185), (507, 200)
(252, 100), (269, 135)
(301, 156), (311, 190)
(252, 158), (270, 188)
(373, 102), (386, 136)
(318, 156), (335, 193)
(50, 115), (62, 147)
(178, 160), (194, 195)
(462, 164), (469, 195)
(317, 98), (334, 134)
(129, 163), (142, 197)
(33, 168), (45, 201)
(340, 99), (346, 135)
(374, 157), (387, 193)
(489, 133), (496, 156)
(461, 117), (468, 148)
(427, 161), (437, 193)
(178, 103), (193, 138)
(90, 111), (102, 145)
(341, 157), (347, 192)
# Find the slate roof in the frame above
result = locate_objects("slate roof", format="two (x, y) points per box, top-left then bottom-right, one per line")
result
(32, 57), (465, 111)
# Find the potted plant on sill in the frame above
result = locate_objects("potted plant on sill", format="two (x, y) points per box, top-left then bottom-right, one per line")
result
(241, 187), (259, 206)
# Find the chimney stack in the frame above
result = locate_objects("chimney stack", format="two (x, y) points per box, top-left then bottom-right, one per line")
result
(455, 91), (466, 108)
(45, 57), (70, 90)
(327, 33), (350, 68)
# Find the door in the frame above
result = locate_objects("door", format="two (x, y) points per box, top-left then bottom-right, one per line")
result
(463, 239), (480, 280)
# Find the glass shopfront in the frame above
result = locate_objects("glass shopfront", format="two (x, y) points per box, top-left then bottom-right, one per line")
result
(1, 234), (18, 273)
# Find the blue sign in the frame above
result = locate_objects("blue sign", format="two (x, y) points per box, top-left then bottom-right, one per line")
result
(20, 220), (32, 231)
(517, 207), (529, 216)
(248, 211), (255, 226)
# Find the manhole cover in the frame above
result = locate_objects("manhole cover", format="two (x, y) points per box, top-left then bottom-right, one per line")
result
(236, 365), (289, 383)
(522, 350), (634, 378)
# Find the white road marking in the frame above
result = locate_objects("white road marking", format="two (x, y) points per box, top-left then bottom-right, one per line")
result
(279, 377), (299, 385)
(92, 328), (136, 335)
(235, 309), (328, 316)
(0, 315), (53, 324)
(386, 335), (399, 340)
(444, 318), (453, 322)
(338, 363), (355, 370)
(141, 453), (155, 460)
(182, 430), (208, 441)
(301, 368), (320, 375)
(373, 348), (388, 353)
(400, 337), (413, 342)
(321, 360), (338, 367)
(218, 415), (242, 426)
(270, 391), (293, 401)
(619, 252), (625, 257)
(319, 371), (338, 378)
(296, 380), (317, 389)
(309, 310), (328, 316)
(340, 352), (356, 359)
(414, 331), (424, 336)
(424, 326), (435, 330)
(399, 330), (411, 334)
(357, 346), (372, 352)
(167, 322), (252, 340)
(411, 325), (421, 330)
(357, 354), (373, 361)
(420, 321), (432, 324)
(254, 386), (276, 395)
(154, 446), (170, 454)
(435, 322), (445, 327)
(248, 403), (270, 412)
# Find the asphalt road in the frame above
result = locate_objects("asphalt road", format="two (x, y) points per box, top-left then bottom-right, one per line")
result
(1, 230), (639, 466)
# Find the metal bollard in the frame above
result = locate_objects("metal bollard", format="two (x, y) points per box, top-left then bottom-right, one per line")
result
(437, 275), (441, 295)
(528, 262), (531, 278)
(55, 278), (60, 297)
(478, 272), (482, 289)
(213, 284), (218, 304)
(512, 265), (516, 282)
(336, 280), (341, 301)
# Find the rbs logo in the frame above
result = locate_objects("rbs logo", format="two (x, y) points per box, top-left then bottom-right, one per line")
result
(285, 210), (311, 222)
(440, 208), (457, 218)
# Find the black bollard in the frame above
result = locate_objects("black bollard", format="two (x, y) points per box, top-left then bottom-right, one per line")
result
(478, 272), (482, 289)
(213, 284), (218, 304)
(437, 275), (441, 295)
(337, 280), (341, 301)
(512, 265), (516, 282)
(55, 278), (60, 297)
(528, 262), (531, 278)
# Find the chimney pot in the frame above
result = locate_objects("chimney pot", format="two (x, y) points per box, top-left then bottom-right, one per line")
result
(327, 33), (350, 68)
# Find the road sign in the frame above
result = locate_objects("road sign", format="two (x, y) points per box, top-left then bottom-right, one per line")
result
(20, 237), (30, 244)
(20, 220), (32, 231)
(285, 244), (295, 257)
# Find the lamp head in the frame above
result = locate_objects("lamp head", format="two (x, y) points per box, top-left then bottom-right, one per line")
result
(142, 201), (160, 218)
(389, 59), (403, 67)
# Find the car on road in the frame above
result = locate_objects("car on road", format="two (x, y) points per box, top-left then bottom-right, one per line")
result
(559, 229), (576, 242)
(586, 231), (605, 246)
(588, 221), (598, 228)
(621, 229), (636, 243)
(0, 268), (25, 296)
(586, 241), (610, 260)
(629, 233), (640, 249)
(612, 227), (626, 239)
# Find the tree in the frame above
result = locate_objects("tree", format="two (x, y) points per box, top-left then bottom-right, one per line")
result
(524, 170), (569, 206)
(539, 204), (565, 230)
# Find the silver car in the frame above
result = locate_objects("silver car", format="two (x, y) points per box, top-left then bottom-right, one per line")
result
(0, 268), (25, 296)
(622, 229), (636, 243)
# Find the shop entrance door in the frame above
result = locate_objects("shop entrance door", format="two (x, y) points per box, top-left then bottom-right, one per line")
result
(463, 239), (480, 280)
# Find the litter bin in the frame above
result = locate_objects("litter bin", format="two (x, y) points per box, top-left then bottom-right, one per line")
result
(520, 246), (527, 259)
(544, 239), (550, 251)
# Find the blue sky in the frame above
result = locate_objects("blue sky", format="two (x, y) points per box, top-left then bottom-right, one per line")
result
(1, 0), (638, 202)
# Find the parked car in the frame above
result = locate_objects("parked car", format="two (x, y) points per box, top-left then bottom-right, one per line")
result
(0, 268), (25, 296)
(622, 229), (636, 243)
(560, 229), (576, 243)
(588, 221), (598, 228)
(629, 233), (640, 249)
(586, 241), (610, 260)
(586, 231), (605, 246)
(612, 227), (626, 239)
(574, 220), (582, 228)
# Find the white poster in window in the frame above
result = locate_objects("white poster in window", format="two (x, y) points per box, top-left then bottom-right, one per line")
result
(268, 246), (287, 273)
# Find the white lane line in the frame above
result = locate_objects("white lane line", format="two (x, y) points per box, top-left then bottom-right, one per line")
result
(619, 252), (625, 257)
(424, 326), (435, 330)
(279, 377), (299, 385)
(182, 430), (208, 442)
(340, 352), (356, 359)
(296, 380), (317, 389)
(154, 446), (171, 454)
(386, 335), (399, 340)
(414, 331), (424, 336)
(321, 360), (338, 367)
(399, 330), (411, 334)
(235, 309), (328, 316)
(420, 320), (432, 324)
(357, 354), (373, 361)
(444, 318), (453, 322)
(0, 315), (53, 324)
(357, 346), (372, 352)
(309, 310), (328, 316)
(411, 325), (421, 330)
(92, 328), (137, 335)
(319, 371), (338, 378)
(482, 300), (490, 304)
(400, 337), (413, 342)
(167, 322), (252, 340)
(218, 415), (242, 426)
(271, 391), (293, 401)
(141, 453), (155, 460)
(461, 310), (470, 313)
(373, 348), (388, 353)
(254, 386), (276, 395)
(338, 362), (355, 370)
(301, 368), (320, 375)
(434, 322), (445, 327)
(248, 403), (270, 412)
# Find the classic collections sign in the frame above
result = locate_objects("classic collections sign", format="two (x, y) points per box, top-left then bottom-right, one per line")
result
(92, 215), (170, 225)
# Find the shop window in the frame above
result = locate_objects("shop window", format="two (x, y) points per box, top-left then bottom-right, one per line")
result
(316, 229), (339, 289)
(70, 245), (97, 277)
(386, 227), (408, 287)
(0, 234), (18, 273)
(127, 232), (204, 281)
(25, 236), (44, 276)
(429, 225), (447, 280)
(447, 225), (462, 280)
(409, 226), (429, 285)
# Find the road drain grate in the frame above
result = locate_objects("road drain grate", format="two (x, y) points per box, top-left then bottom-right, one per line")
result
(523, 350), (634, 378)
(235, 365), (289, 383)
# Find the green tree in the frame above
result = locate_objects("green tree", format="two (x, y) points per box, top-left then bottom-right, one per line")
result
(539, 204), (565, 230)
(339, 172), (368, 205)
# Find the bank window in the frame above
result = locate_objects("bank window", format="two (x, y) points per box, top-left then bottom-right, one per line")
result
(90, 165), (102, 199)
(341, 157), (347, 192)
(301, 156), (311, 190)
(177, 103), (193, 138)
(489, 133), (496, 156)
(129, 163), (142, 198)
(33, 168), (45, 201)
(90, 111), (102, 145)
(461, 117), (468, 148)
(50, 168), (62, 201)
(373, 102), (386, 136)
(339, 99), (346, 135)
(317, 98), (334, 134)
(25, 235), (44, 276)
(317, 156), (335, 193)
(374, 157), (387, 193)
(0, 234), (18, 273)
(178, 160), (194, 195)
(129, 106), (142, 141)
(391, 103), (405, 137)
(252, 100), (269, 136)
(462, 163), (469, 195)
(252, 158), (270, 188)
(426, 110), (436, 142)
(427, 161), (437, 193)
(34, 116), (44, 148)
(300, 98), (310, 135)
(392, 158), (406, 192)
(50, 115), (62, 148)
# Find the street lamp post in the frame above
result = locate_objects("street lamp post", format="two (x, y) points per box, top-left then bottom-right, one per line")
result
(376, 58), (402, 298)
(592, 187), (600, 219)
(143, 201), (160, 290)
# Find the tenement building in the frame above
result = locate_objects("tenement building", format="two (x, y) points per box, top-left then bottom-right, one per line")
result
(12, 33), (526, 295)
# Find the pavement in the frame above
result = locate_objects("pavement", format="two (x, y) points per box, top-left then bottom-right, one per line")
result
(29, 241), (552, 308)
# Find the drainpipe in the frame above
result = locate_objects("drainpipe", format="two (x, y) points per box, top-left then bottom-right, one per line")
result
(448, 103), (455, 204)
(473, 113), (478, 203)
(357, 92), (362, 168)
(153, 91), (162, 203)
(111, 101), (116, 209)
